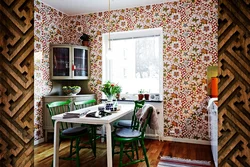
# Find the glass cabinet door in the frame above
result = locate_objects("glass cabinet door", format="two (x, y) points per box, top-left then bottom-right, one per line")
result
(73, 47), (88, 79)
(52, 47), (70, 77)
(50, 44), (89, 80)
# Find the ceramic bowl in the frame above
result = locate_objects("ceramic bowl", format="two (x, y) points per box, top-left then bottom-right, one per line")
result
(62, 86), (81, 96)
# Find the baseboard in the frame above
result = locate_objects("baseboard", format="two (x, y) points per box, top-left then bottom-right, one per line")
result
(34, 135), (209, 146)
(161, 136), (210, 145)
(145, 134), (210, 145)
(34, 138), (44, 145)
(145, 134), (161, 140)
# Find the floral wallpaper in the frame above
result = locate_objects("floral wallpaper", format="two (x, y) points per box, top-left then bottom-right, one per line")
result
(34, 1), (67, 140)
(34, 0), (218, 141)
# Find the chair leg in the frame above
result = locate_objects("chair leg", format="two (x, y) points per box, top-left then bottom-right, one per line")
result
(119, 142), (124, 167)
(75, 138), (80, 167)
(87, 126), (96, 157)
(131, 142), (135, 158)
(69, 139), (73, 157)
(140, 139), (149, 167)
(135, 141), (139, 160)
(92, 126), (96, 157)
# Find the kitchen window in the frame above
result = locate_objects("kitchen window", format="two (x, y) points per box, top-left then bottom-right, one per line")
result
(102, 28), (163, 99)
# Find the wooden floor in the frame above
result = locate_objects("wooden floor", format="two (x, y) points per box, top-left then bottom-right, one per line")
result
(34, 138), (214, 167)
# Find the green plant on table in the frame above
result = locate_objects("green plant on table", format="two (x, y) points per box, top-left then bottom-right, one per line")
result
(100, 81), (121, 99)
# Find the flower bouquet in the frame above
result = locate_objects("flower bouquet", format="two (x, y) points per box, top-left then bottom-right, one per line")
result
(100, 81), (121, 101)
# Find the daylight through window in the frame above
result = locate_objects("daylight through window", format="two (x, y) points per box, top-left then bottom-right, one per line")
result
(103, 28), (163, 97)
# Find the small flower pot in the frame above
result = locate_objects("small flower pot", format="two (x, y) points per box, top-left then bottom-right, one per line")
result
(82, 41), (89, 46)
(138, 94), (144, 100)
(144, 94), (149, 100)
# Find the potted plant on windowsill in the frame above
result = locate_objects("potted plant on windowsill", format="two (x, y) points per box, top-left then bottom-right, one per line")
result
(144, 91), (150, 100)
(115, 86), (122, 100)
(80, 33), (90, 46)
(138, 89), (144, 100)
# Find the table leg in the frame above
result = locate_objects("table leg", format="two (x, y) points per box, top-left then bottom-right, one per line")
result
(53, 120), (60, 167)
(105, 123), (112, 167)
(101, 125), (105, 143)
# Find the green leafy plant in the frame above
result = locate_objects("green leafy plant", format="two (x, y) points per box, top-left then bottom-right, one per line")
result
(100, 81), (121, 98)
(116, 86), (122, 94)
(138, 89), (144, 94)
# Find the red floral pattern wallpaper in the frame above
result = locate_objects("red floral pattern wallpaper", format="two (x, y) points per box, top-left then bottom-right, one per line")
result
(34, 0), (218, 141)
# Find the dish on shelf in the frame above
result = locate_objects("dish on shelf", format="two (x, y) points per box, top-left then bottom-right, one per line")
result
(62, 86), (81, 96)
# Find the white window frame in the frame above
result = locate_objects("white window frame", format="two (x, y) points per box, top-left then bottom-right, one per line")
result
(102, 28), (163, 100)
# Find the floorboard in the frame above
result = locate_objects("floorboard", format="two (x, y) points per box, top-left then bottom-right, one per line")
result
(34, 138), (214, 167)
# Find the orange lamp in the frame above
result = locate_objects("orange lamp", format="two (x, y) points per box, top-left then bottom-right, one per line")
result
(210, 77), (218, 97)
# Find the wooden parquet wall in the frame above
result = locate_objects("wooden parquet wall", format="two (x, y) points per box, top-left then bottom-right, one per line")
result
(0, 0), (34, 166)
(218, 0), (250, 166)
(0, 0), (249, 166)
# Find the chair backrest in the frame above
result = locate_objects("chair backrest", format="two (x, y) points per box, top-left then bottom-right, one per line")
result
(139, 106), (153, 137)
(73, 99), (96, 110)
(131, 100), (145, 130)
(46, 99), (72, 130)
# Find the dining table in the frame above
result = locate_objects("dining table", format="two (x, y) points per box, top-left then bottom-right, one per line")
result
(51, 103), (134, 167)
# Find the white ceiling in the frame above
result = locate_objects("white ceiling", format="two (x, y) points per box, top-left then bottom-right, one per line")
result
(40, 0), (178, 15)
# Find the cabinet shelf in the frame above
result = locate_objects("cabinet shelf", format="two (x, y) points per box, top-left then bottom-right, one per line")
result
(74, 56), (86, 59)
(54, 67), (68, 70)
(75, 68), (87, 70)
(50, 44), (89, 80)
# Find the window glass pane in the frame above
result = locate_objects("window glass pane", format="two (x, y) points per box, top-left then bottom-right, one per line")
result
(110, 36), (160, 94)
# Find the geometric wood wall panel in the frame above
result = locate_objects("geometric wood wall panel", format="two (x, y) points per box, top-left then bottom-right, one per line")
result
(218, 0), (250, 166)
(0, 0), (34, 166)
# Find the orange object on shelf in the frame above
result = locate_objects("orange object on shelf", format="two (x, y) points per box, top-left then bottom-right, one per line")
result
(211, 77), (218, 97)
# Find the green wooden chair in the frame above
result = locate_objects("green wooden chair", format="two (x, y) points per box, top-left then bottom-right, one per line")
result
(112, 104), (153, 167)
(112, 100), (145, 159)
(113, 100), (145, 129)
(73, 99), (102, 154)
(74, 99), (97, 110)
(47, 99), (95, 167)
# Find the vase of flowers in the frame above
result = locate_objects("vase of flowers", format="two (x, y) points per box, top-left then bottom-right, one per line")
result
(100, 81), (121, 101)
(106, 95), (114, 102)
(101, 81), (121, 110)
